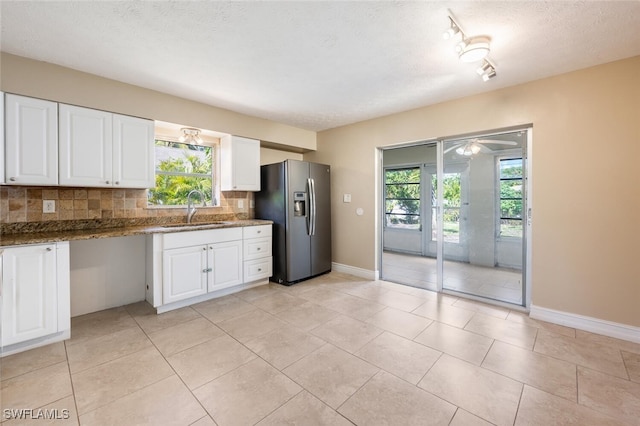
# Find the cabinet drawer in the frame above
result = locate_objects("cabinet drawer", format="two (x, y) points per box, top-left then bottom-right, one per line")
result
(243, 237), (271, 260)
(243, 225), (272, 239)
(163, 227), (242, 249)
(244, 257), (272, 282)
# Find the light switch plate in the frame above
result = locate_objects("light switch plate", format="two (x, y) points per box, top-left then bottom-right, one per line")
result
(343, 194), (352, 203)
(43, 200), (56, 213)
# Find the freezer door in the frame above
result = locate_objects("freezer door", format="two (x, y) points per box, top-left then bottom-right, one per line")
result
(309, 162), (332, 276)
(285, 160), (312, 282)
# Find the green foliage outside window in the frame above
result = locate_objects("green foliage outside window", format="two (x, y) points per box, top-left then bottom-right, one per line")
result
(499, 158), (523, 238)
(385, 168), (420, 228)
(431, 173), (462, 242)
(148, 140), (214, 206)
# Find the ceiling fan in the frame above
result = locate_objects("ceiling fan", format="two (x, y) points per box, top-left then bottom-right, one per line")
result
(444, 138), (518, 156)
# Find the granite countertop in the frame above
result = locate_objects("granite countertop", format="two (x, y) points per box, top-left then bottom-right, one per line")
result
(0, 219), (273, 247)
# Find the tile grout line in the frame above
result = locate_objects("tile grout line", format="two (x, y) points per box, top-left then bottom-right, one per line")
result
(128, 308), (215, 424)
(62, 342), (81, 424)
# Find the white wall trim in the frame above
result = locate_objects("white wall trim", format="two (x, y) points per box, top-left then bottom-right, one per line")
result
(332, 262), (378, 280)
(530, 305), (640, 344)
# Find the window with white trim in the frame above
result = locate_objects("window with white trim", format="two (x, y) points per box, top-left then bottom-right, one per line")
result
(385, 167), (420, 229)
(148, 139), (217, 206)
(498, 157), (523, 238)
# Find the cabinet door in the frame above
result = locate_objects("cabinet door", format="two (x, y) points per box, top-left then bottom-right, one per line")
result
(163, 245), (208, 304)
(59, 104), (112, 187)
(209, 240), (243, 291)
(220, 135), (260, 191)
(1, 244), (57, 346)
(5, 94), (58, 185)
(1, 92), (4, 184)
(113, 114), (155, 188)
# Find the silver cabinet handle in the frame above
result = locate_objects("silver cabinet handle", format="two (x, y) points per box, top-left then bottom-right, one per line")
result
(202, 247), (207, 251)
(105, 180), (110, 184)
(257, 247), (261, 251)
(115, 181), (120, 185)
(257, 230), (261, 233)
(9, 177), (16, 182)
(46, 247), (52, 252)
(202, 268), (212, 273)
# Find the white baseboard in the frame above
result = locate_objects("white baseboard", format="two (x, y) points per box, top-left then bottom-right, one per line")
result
(332, 262), (379, 280)
(530, 305), (640, 344)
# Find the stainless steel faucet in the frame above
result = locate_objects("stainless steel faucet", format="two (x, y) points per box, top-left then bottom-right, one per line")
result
(186, 190), (206, 223)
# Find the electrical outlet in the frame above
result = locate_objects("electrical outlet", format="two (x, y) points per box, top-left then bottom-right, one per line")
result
(43, 200), (56, 213)
(238, 199), (244, 209)
(250, 199), (255, 208)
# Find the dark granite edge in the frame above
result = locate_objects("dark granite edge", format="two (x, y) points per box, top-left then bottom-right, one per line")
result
(0, 218), (272, 247)
(0, 213), (250, 235)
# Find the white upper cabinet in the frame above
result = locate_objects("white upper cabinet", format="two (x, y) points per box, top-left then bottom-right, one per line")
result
(59, 104), (112, 187)
(4, 94), (58, 185)
(220, 135), (260, 191)
(113, 114), (155, 188)
(0, 92), (4, 185)
(59, 104), (154, 188)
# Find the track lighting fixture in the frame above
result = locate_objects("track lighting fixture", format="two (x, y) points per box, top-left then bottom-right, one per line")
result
(444, 11), (497, 80)
(476, 59), (497, 81)
(482, 68), (497, 82)
(458, 36), (491, 63)
(179, 127), (203, 145)
(442, 17), (460, 40)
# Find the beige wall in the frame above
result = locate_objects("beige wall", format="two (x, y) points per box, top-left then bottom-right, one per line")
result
(308, 56), (640, 327)
(260, 147), (303, 165)
(0, 53), (316, 151)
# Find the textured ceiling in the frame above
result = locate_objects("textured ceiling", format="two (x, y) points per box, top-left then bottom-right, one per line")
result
(1, 1), (639, 131)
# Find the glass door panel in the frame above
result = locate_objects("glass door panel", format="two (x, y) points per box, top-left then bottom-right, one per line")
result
(441, 132), (526, 305)
(381, 143), (437, 291)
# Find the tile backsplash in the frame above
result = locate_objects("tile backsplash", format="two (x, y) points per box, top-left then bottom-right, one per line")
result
(0, 186), (253, 225)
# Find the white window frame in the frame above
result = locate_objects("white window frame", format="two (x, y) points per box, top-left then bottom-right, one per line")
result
(496, 155), (524, 240)
(148, 136), (221, 208)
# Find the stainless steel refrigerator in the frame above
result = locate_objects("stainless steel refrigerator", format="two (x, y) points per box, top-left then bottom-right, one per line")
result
(255, 160), (331, 285)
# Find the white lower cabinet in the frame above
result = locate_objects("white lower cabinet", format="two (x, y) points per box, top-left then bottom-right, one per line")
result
(1, 242), (70, 353)
(148, 225), (272, 311)
(162, 245), (209, 304)
(209, 240), (243, 291)
(243, 225), (273, 281)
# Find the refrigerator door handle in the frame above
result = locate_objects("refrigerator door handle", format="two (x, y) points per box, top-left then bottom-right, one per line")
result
(309, 178), (317, 236)
(306, 178), (313, 236)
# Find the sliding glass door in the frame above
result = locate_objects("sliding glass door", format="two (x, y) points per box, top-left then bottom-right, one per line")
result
(381, 129), (529, 306)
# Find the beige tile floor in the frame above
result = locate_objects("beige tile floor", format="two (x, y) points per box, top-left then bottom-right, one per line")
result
(383, 251), (524, 305)
(1, 272), (639, 425)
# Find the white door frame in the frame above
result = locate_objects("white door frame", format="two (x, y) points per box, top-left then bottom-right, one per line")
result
(377, 125), (533, 308)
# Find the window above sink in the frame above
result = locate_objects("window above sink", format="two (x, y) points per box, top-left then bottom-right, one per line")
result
(149, 121), (226, 208)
